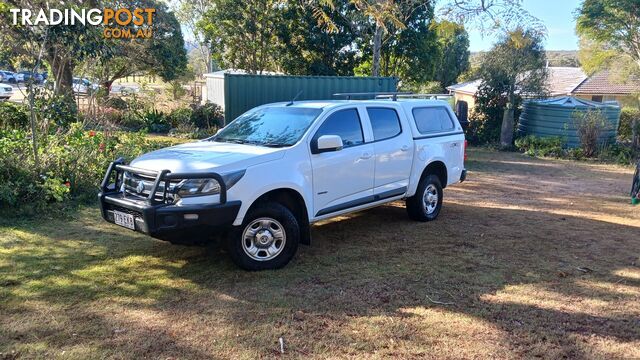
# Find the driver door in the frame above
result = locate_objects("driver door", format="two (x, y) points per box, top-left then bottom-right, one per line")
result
(310, 108), (375, 217)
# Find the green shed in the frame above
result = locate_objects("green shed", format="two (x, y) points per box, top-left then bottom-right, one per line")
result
(204, 73), (398, 123)
(518, 97), (621, 148)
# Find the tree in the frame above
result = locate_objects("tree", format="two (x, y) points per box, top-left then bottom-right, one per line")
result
(577, 0), (640, 73)
(312, 0), (541, 78)
(354, 1), (440, 85)
(476, 28), (548, 148)
(199, 0), (281, 74)
(174, 0), (214, 75)
(433, 20), (470, 88)
(577, 0), (640, 148)
(275, 1), (358, 76)
(0, 0), (106, 97)
(88, 0), (188, 92)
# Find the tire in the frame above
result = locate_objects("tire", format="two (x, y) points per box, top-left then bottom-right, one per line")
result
(227, 202), (299, 270)
(406, 174), (443, 221)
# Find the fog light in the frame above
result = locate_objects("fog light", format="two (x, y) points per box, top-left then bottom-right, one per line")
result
(184, 214), (199, 220)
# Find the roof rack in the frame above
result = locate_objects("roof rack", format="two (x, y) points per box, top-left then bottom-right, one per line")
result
(375, 93), (453, 100)
(332, 92), (452, 101)
(332, 91), (412, 101)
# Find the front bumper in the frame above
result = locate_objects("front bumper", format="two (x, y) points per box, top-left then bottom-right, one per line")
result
(98, 158), (241, 238)
(99, 191), (241, 237)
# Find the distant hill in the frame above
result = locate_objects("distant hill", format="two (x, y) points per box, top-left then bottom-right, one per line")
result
(470, 50), (580, 68)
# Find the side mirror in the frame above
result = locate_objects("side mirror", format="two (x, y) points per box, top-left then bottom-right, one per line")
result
(314, 135), (343, 154)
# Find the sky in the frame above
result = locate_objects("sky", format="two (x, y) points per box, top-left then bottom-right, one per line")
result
(465, 0), (582, 52)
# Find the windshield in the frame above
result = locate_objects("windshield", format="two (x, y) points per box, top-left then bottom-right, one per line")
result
(212, 106), (322, 147)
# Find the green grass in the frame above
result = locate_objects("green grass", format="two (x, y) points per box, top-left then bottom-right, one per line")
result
(1, 148), (639, 359)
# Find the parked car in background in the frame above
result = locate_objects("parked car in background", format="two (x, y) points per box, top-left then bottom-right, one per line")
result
(0, 84), (14, 100)
(99, 96), (467, 270)
(15, 71), (43, 83)
(73, 77), (99, 94)
(0, 71), (16, 83)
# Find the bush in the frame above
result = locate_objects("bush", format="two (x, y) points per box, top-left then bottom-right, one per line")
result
(103, 97), (129, 111)
(515, 135), (564, 157)
(0, 125), (175, 212)
(0, 102), (29, 130)
(168, 107), (193, 128)
(598, 143), (639, 165)
(139, 109), (170, 133)
(618, 107), (640, 144)
(191, 103), (224, 130)
(573, 110), (607, 158)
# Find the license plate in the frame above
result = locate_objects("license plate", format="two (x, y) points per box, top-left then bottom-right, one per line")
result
(113, 210), (135, 230)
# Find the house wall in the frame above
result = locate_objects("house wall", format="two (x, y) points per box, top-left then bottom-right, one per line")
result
(574, 93), (639, 108)
(452, 92), (476, 114)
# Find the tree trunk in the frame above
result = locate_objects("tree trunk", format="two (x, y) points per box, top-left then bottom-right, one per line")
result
(372, 23), (383, 77)
(500, 102), (515, 149)
(51, 57), (74, 98)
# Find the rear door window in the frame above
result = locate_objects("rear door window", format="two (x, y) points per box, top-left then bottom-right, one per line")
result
(412, 107), (455, 134)
(366, 107), (401, 141)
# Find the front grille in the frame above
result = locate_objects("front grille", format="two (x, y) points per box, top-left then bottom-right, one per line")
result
(123, 171), (179, 203)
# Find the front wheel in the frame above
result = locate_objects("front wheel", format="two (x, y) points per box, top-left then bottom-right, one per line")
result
(227, 203), (299, 270)
(406, 174), (443, 221)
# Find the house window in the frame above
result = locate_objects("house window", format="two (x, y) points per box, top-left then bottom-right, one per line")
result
(591, 95), (603, 102)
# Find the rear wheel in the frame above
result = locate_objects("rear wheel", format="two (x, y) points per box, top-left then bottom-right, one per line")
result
(227, 203), (299, 270)
(406, 174), (443, 221)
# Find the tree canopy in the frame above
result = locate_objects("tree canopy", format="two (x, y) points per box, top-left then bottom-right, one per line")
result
(577, 0), (640, 77)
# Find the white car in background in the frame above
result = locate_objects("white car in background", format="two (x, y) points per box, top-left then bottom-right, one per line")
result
(73, 77), (99, 94)
(0, 84), (14, 100)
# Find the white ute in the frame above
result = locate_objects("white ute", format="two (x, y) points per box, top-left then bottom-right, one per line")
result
(99, 95), (467, 270)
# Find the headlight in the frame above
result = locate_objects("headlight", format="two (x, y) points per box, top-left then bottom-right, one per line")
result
(175, 178), (221, 197)
(173, 170), (245, 198)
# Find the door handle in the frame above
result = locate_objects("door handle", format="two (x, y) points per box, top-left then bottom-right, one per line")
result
(360, 152), (372, 160)
(401, 145), (409, 152)
(450, 143), (458, 147)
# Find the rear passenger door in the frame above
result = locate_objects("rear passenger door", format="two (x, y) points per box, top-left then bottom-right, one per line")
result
(365, 107), (413, 196)
(412, 106), (464, 184)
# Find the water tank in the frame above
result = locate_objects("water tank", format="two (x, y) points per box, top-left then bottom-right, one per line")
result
(518, 97), (621, 148)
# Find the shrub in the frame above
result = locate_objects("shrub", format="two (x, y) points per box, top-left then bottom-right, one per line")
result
(168, 107), (193, 128)
(573, 110), (607, 158)
(191, 103), (224, 130)
(515, 135), (564, 157)
(618, 107), (640, 145)
(103, 97), (129, 111)
(0, 125), (174, 212)
(598, 143), (638, 165)
(140, 109), (170, 133)
(0, 102), (29, 130)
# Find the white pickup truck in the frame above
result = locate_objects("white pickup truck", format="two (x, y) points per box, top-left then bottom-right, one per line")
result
(99, 97), (466, 270)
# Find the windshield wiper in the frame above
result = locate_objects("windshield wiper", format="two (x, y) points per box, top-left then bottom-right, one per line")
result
(261, 143), (290, 148)
(214, 138), (248, 144)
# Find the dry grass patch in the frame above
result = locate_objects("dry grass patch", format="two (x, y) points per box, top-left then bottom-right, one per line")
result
(1, 147), (639, 359)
